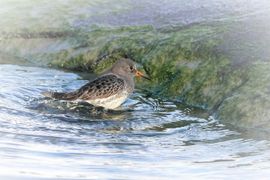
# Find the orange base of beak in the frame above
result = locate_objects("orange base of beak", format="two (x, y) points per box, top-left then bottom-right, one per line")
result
(135, 70), (151, 81)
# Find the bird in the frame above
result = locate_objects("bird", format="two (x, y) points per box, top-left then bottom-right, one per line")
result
(42, 58), (150, 109)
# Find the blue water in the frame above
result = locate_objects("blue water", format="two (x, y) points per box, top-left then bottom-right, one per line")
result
(0, 64), (270, 179)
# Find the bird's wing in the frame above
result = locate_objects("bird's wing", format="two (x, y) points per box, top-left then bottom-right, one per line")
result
(76, 74), (125, 100)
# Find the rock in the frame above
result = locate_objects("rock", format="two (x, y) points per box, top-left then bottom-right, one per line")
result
(0, 1), (270, 131)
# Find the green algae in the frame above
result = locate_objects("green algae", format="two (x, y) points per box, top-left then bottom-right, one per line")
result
(217, 63), (270, 129)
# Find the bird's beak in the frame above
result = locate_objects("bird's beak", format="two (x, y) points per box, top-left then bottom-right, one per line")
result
(135, 70), (151, 81)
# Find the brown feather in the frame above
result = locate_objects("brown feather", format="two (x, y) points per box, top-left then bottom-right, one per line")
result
(43, 74), (124, 101)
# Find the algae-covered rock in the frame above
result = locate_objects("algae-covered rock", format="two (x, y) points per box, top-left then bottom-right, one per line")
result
(1, 22), (269, 131)
(1, 0), (270, 131)
(46, 24), (248, 112)
(217, 63), (270, 130)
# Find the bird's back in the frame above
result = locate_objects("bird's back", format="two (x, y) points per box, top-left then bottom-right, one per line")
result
(43, 74), (133, 109)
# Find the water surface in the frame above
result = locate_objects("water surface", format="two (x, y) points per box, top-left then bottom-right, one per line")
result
(0, 64), (270, 179)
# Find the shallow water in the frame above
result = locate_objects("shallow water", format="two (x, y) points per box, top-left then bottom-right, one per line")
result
(0, 64), (270, 179)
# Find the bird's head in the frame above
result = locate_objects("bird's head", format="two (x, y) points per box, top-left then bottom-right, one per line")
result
(111, 58), (150, 80)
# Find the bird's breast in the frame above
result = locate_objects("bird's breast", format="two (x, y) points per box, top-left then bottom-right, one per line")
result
(85, 90), (130, 109)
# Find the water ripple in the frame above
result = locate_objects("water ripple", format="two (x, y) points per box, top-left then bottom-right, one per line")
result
(0, 64), (270, 179)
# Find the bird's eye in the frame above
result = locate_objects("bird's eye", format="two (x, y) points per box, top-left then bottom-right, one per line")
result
(130, 66), (134, 71)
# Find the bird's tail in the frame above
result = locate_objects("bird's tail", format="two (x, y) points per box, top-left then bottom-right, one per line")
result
(42, 91), (77, 100)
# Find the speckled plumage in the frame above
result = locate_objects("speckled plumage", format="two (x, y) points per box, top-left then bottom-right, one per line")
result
(43, 58), (147, 109)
